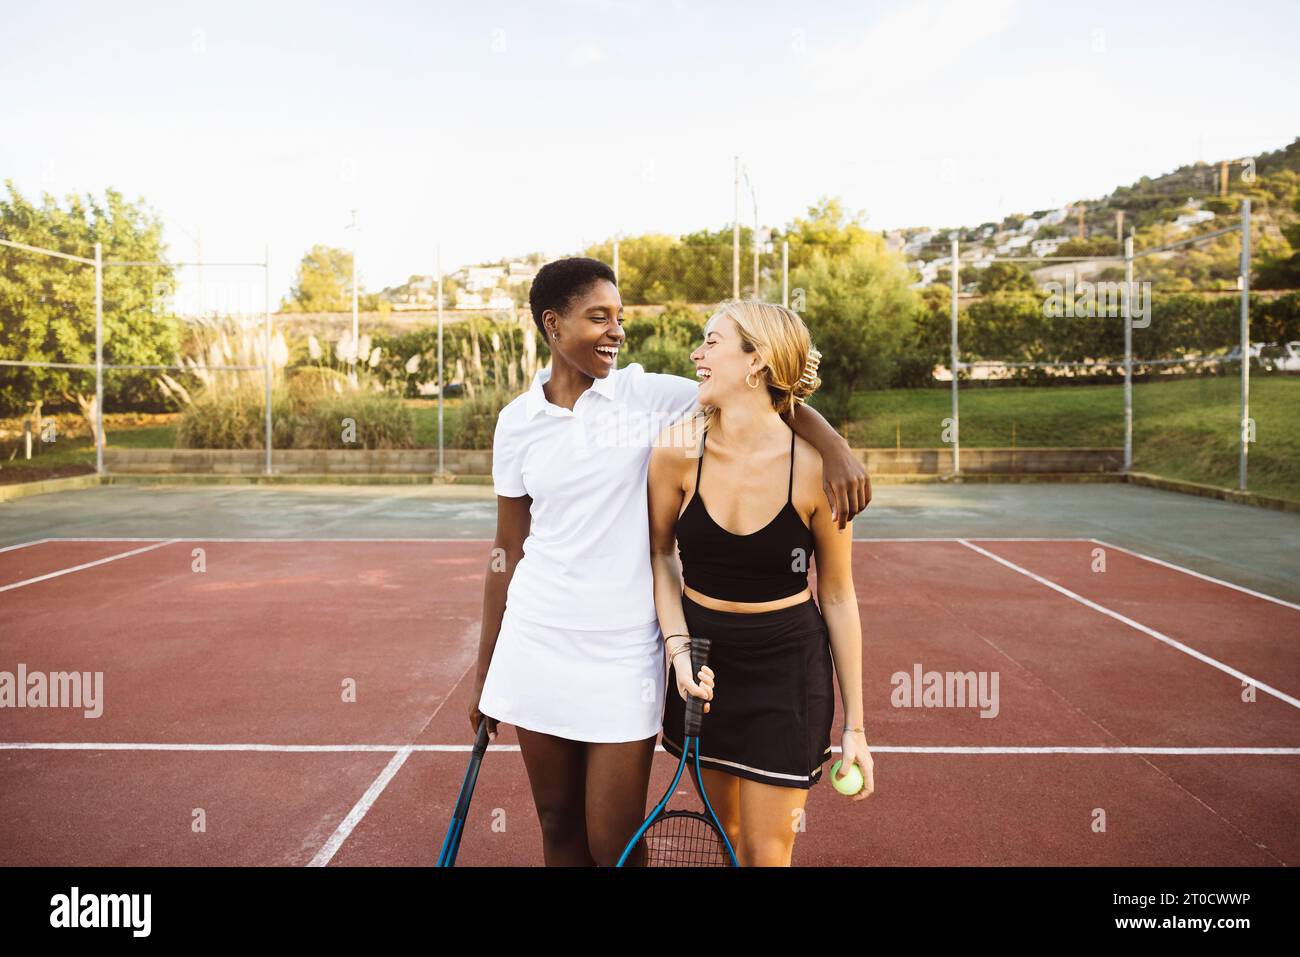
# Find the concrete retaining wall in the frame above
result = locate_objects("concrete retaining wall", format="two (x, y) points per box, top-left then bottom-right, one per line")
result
(858, 448), (1123, 474)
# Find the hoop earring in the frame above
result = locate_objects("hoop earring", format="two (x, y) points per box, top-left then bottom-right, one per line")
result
(745, 372), (761, 389)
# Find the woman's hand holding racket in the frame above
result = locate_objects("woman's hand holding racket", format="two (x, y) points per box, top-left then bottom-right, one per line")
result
(839, 730), (875, 802)
(467, 675), (499, 740)
(672, 655), (714, 714)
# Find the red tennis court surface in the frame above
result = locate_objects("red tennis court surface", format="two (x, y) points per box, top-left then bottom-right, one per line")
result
(1, 535), (1297, 866)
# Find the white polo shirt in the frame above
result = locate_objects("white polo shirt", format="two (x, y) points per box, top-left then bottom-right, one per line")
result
(492, 361), (700, 631)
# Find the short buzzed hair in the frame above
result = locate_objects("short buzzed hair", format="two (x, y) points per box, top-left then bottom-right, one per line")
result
(528, 257), (617, 338)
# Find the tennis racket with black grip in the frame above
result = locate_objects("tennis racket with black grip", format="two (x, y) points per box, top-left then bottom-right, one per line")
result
(617, 636), (739, 866)
(436, 716), (491, 867)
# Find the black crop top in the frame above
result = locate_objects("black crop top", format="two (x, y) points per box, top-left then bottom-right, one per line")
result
(676, 427), (815, 602)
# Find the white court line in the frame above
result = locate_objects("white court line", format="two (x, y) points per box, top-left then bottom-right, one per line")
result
(1090, 537), (1300, 612)
(0, 538), (50, 553)
(2, 742), (1297, 755)
(958, 539), (1300, 710)
(0, 540), (178, 593)
(307, 747), (413, 868)
(307, 644), (479, 866)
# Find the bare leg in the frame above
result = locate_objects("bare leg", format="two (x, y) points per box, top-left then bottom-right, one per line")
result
(738, 778), (811, 867)
(516, 726), (594, 866)
(699, 767), (743, 862)
(584, 734), (658, 866)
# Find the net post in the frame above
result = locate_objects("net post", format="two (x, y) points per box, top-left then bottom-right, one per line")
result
(950, 236), (960, 476)
(1239, 198), (1251, 491)
(1123, 232), (1134, 473)
(94, 242), (104, 476)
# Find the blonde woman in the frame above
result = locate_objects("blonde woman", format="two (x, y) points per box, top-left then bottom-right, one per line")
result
(647, 299), (874, 867)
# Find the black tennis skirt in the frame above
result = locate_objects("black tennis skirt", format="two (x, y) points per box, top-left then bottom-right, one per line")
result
(660, 592), (836, 790)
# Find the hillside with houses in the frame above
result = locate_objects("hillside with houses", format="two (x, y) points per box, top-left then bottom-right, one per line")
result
(888, 136), (1299, 292)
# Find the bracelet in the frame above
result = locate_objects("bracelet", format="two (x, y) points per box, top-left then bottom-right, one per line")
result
(664, 634), (692, 658)
(843, 725), (865, 733)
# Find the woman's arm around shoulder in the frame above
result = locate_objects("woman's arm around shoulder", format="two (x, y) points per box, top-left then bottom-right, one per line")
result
(786, 402), (871, 531)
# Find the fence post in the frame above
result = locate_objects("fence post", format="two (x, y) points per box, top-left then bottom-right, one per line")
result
(437, 245), (445, 478)
(1239, 198), (1251, 491)
(950, 237), (960, 475)
(264, 244), (273, 476)
(732, 155), (740, 299)
(1123, 232), (1134, 473)
(94, 242), (104, 476)
(782, 240), (789, 308)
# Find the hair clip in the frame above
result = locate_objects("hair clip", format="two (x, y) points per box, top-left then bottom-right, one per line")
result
(798, 348), (822, 390)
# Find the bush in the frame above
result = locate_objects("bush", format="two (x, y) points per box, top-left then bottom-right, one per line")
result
(285, 365), (353, 403)
(176, 379), (415, 449)
(176, 384), (295, 449)
(291, 391), (415, 449)
(455, 386), (516, 450)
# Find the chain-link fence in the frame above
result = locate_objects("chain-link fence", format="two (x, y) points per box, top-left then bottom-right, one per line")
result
(4, 201), (1296, 496)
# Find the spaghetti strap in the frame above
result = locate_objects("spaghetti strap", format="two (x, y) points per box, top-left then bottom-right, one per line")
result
(786, 430), (795, 503)
(696, 429), (707, 486)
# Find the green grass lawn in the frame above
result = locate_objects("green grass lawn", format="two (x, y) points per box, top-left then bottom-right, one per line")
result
(407, 398), (469, 448)
(0, 413), (180, 485)
(5, 377), (1295, 501)
(844, 374), (1299, 502)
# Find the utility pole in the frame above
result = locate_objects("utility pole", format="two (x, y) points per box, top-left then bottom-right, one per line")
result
(732, 156), (740, 299)
(742, 163), (759, 297)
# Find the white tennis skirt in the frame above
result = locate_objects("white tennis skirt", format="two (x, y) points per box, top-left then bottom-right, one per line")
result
(477, 604), (666, 743)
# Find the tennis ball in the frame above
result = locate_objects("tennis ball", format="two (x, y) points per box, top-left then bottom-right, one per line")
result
(830, 759), (864, 796)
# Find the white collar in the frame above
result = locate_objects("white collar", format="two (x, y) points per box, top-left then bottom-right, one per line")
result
(524, 363), (618, 419)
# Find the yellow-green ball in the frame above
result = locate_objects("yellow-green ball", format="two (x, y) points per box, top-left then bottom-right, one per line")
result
(830, 759), (864, 796)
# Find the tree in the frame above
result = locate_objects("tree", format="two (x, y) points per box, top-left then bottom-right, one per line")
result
(281, 245), (378, 312)
(976, 261), (1037, 294)
(0, 181), (181, 440)
(782, 196), (874, 249)
(1256, 194), (1300, 290)
(788, 237), (920, 426)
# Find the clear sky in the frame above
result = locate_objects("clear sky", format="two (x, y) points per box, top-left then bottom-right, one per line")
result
(2, 0), (1297, 305)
